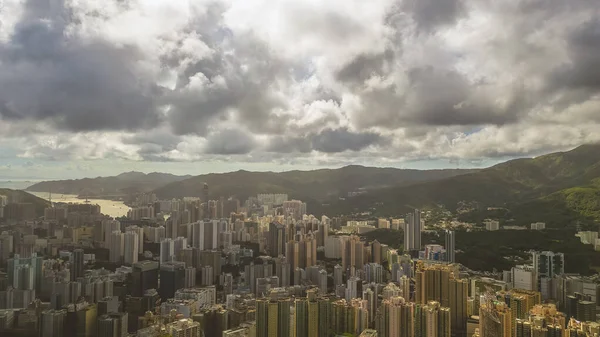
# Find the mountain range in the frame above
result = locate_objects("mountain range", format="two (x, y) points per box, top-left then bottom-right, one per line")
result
(20, 144), (600, 227)
(26, 172), (192, 198)
(326, 144), (600, 227)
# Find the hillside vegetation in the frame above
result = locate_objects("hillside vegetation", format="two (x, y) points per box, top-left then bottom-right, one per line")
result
(152, 166), (476, 202)
(360, 228), (600, 275)
(0, 188), (51, 217)
(328, 144), (600, 227)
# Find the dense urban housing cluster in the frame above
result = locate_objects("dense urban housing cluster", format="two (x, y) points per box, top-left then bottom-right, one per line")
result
(0, 188), (598, 337)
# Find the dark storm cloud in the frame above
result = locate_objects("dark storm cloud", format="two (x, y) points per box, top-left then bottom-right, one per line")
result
(203, 129), (257, 155)
(335, 49), (396, 84)
(122, 131), (183, 160)
(311, 128), (387, 153)
(0, 0), (162, 132)
(352, 67), (523, 129)
(267, 128), (387, 154)
(164, 3), (293, 136)
(547, 19), (600, 94)
(401, 0), (466, 31)
(404, 67), (520, 125)
(267, 136), (312, 153)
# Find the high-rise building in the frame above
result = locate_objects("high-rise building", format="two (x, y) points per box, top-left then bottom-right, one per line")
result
(415, 262), (467, 337)
(282, 200), (306, 220)
(123, 231), (139, 265)
(532, 251), (564, 291)
(109, 231), (124, 263)
(192, 220), (219, 250)
(376, 296), (414, 337)
(404, 209), (422, 253)
(0, 232), (14, 265)
(158, 261), (186, 301)
(203, 183), (209, 218)
(130, 261), (159, 297)
(334, 265), (344, 288)
(372, 240), (382, 264)
(256, 297), (291, 337)
(71, 249), (85, 281)
(40, 309), (66, 337)
(364, 263), (384, 284)
(8, 253), (43, 291)
(318, 270), (328, 295)
(103, 220), (121, 248)
(165, 318), (201, 337)
(98, 312), (128, 337)
(125, 225), (144, 253)
(479, 295), (512, 337)
(64, 302), (98, 337)
(445, 231), (455, 264)
(160, 238), (175, 263)
(342, 235), (365, 272)
(414, 301), (451, 337)
(268, 223), (287, 257)
(185, 267), (196, 288)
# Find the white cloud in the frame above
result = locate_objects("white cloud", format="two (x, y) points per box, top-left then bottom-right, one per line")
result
(0, 0), (599, 176)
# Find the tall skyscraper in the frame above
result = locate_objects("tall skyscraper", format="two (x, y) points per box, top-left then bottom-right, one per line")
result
(404, 209), (422, 253)
(445, 230), (455, 264)
(40, 309), (67, 337)
(0, 233), (14, 265)
(268, 222), (287, 257)
(130, 261), (159, 297)
(342, 235), (365, 272)
(98, 312), (128, 337)
(376, 296), (414, 337)
(415, 262), (467, 337)
(479, 295), (512, 337)
(192, 220), (219, 250)
(71, 249), (85, 281)
(414, 301), (451, 337)
(8, 253), (43, 291)
(532, 251), (564, 291)
(203, 183), (209, 218)
(160, 238), (174, 263)
(123, 231), (139, 265)
(256, 297), (291, 337)
(125, 226), (144, 253)
(158, 261), (185, 300)
(109, 231), (124, 263)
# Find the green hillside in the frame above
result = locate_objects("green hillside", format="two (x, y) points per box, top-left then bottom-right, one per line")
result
(0, 188), (51, 217)
(326, 144), (600, 226)
(152, 166), (477, 203)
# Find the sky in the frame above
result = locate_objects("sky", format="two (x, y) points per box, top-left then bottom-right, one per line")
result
(1, 0), (600, 180)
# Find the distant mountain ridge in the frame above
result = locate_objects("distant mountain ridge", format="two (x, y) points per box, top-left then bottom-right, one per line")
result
(327, 144), (600, 227)
(151, 165), (478, 202)
(26, 172), (192, 197)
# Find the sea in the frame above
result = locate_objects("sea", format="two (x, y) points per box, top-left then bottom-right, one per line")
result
(27, 192), (131, 218)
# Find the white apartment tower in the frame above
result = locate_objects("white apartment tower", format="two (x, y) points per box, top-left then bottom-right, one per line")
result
(109, 231), (124, 263)
(123, 231), (139, 265)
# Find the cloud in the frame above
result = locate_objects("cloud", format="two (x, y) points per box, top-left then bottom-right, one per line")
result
(0, 0), (162, 131)
(0, 0), (600, 171)
(203, 128), (257, 155)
